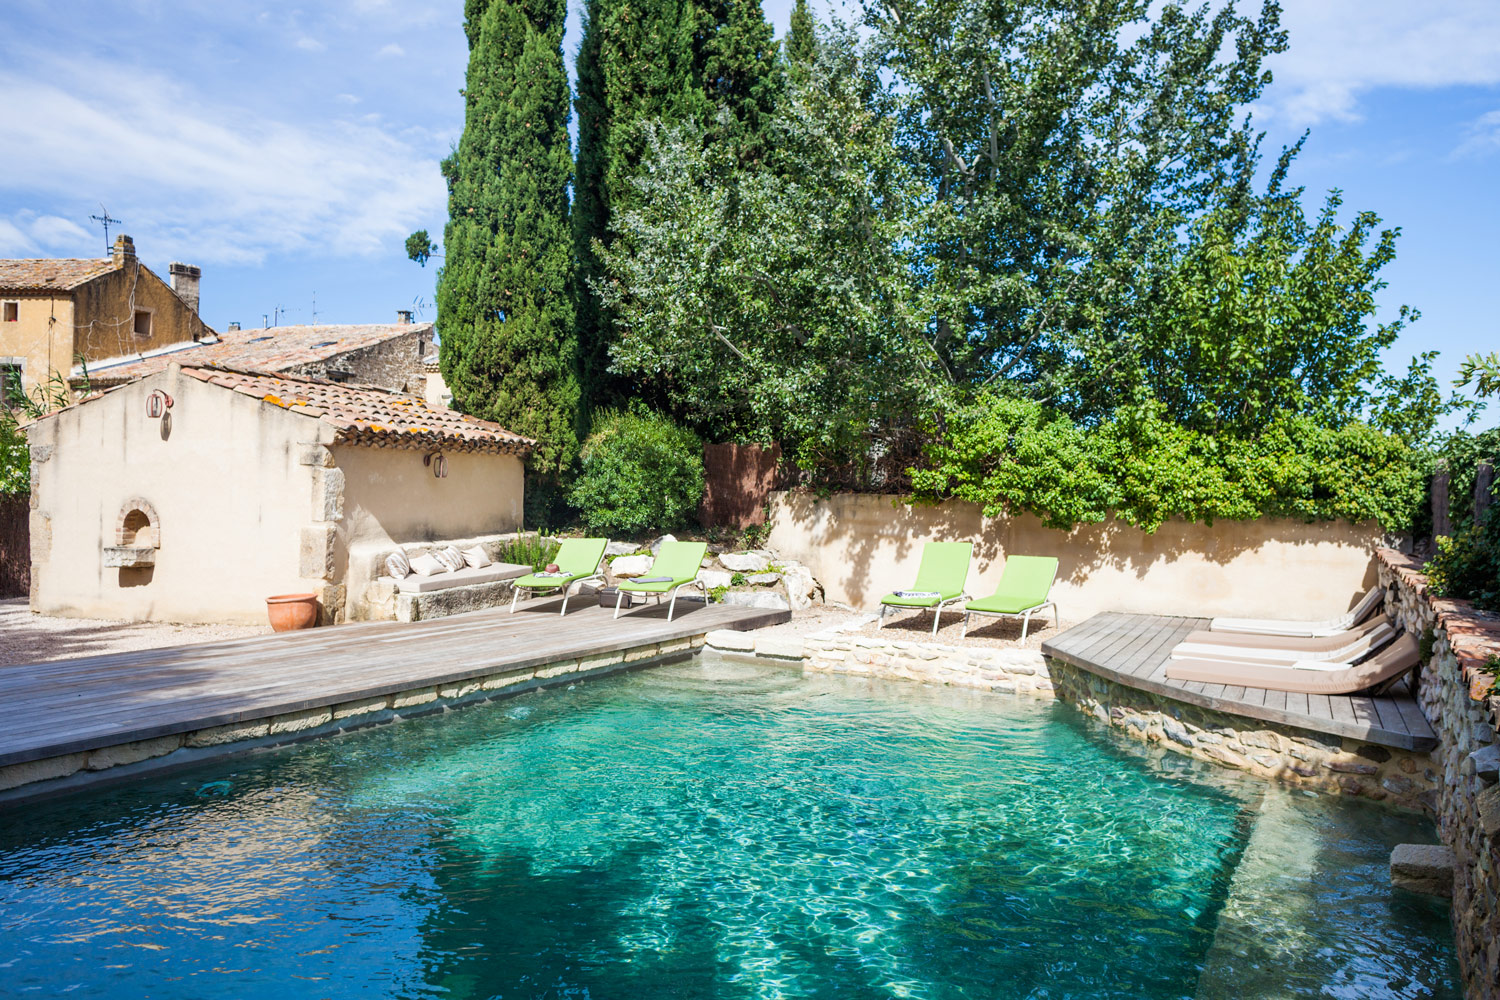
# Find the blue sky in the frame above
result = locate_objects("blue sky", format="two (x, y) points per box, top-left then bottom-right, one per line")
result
(0, 0), (1496, 411)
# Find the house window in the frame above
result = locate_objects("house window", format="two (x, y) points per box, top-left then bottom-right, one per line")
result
(0, 361), (21, 406)
(2, 302), (17, 322)
(133, 309), (153, 337)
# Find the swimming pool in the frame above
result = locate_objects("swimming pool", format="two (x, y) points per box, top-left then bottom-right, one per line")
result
(0, 654), (1459, 998)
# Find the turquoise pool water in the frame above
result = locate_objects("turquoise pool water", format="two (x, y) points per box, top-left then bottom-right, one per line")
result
(0, 655), (1459, 998)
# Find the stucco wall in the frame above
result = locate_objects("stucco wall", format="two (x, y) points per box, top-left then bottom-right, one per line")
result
(71, 261), (208, 367)
(0, 295), (75, 397)
(28, 367), (317, 624)
(767, 491), (1387, 620)
(334, 444), (524, 616)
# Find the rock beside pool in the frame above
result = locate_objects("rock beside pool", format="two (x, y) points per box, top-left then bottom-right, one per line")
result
(610, 555), (653, 578)
(698, 569), (733, 590)
(720, 552), (770, 573)
(705, 629), (755, 651)
(1469, 743), (1500, 784)
(746, 572), (780, 586)
(605, 540), (639, 557)
(1390, 843), (1455, 897)
(720, 591), (790, 611)
(649, 533), (678, 555)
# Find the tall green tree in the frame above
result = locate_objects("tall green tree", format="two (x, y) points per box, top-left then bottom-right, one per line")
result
(573, 0), (781, 412)
(785, 0), (817, 82)
(434, 0), (580, 479)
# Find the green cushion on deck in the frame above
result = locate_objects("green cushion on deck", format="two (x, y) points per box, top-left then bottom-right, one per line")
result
(513, 538), (607, 591)
(879, 542), (972, 608)
(618, 541), (708, 593)
(965, 556), (1058, 613)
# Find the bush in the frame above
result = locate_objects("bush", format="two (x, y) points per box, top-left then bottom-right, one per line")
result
(569, 409), (704, 536)
(909, 393), (1424, 533)
(495, 532), (561, 572)
(1425, 515), (1500, 612)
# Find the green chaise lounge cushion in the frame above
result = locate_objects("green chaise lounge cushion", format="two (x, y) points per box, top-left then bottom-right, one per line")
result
(880, 542), (973, 607)
(617, 541), (709, 593)
(965, 555), (1058, 613)
(513, 537), (608, 591)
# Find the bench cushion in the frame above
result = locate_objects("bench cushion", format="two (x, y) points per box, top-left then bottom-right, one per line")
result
(396, 562), (530, 594)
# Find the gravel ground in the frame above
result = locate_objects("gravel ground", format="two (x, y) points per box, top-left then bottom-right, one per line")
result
(0, 598), (271, 667)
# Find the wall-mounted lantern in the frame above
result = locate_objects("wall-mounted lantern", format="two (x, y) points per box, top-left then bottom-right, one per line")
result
(424, 452), (448, 478)
(146, 390), (174, 419)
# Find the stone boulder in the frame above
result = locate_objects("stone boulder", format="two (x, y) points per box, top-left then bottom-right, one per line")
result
(605, 540), (639, 557)
(780, 563), (818, 611)
(698, 569), (734, 590)
(720, 552), (770, 573)
(747, 572), (780, 586)
(610, 555), (653, 578)
(1390, 843), (1455, 897)
(649, 533), (678, 555)
(720, 591), (790, 611)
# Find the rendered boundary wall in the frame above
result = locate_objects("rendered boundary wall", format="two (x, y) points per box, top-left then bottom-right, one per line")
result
(767, 491), (1388, 621)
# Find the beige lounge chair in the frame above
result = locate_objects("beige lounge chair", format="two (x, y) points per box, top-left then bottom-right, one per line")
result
(1164, 633), (1420, 695)
(1171, 615), (1396, 666)
(1209, 587), (1384, 637)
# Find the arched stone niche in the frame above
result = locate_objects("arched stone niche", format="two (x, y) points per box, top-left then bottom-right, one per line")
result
(105, 498), (160, 569)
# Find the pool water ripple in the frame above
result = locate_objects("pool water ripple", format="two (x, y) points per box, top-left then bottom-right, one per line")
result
(0, 655), (1459, 999)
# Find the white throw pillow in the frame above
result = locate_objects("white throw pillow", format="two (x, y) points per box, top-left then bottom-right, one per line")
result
(462, 545), (492, 569)
(439, 545), (466, 572)
(409, 553), (447, 576)
(384, 551), (411, 579)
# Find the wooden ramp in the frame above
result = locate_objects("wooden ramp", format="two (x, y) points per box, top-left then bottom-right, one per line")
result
(0, 598), (788, 769)
(1041, 612), (1436, 751)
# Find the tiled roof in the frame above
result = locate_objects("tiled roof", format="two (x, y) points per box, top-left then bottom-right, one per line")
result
(181, 367), (532, 454)
(85, 322), (433, 383)
(0, 258), (115, 292)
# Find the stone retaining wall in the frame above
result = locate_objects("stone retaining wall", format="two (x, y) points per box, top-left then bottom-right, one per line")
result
(799, 618), (1053, 695)
(1045, 660), (1439, 812)
(1376, 547), (1500, 998)
(0, 635), (701, 802)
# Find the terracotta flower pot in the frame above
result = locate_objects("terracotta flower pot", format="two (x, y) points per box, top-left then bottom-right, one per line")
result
(266, 593), (320, 631)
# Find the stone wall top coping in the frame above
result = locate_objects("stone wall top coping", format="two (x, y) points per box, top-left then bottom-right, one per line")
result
(1376, 547), (1500, 666)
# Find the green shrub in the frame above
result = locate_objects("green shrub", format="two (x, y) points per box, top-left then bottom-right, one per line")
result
(569, 409), (704, 536)
(495, 532), (561, 571)
(1425, 516), (1500, 612)
(909, 393), (1424, 533)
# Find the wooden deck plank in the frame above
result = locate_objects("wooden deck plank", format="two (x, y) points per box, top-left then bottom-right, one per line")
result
(0, 601), (788, 768)
(1042, 613), (1434, 751)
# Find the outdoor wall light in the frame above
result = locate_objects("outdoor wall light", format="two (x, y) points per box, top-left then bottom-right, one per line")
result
(424, 452), (448, 478)
(145, 390), (174, 419)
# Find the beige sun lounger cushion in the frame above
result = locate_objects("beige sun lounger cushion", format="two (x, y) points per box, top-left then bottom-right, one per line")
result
(1164, 634), (1420, 695)
(1209, 587), (1384, 637)
(1171, 615), (1395, 666)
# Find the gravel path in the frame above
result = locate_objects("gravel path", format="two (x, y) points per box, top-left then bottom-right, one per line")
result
(0, 598), (270, 667)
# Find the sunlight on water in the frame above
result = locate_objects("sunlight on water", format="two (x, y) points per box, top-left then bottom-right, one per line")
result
(0, 654), (1459, 999)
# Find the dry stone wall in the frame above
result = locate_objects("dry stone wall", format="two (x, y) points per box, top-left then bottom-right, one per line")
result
(1376, 548), (1500, 998)
(801, 618), (1053, 695)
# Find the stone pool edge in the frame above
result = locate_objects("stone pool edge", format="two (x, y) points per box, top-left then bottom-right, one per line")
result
(0, 635), (703, 805)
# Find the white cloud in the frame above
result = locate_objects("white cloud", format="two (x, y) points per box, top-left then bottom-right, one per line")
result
(295, 36), (327, 52)
(1259, 1), (1500, 124)
(335, 92), (361, 104)
(377, 42), (405, 58)
(0, 220), (32, 257)
(1452, 109), (1500, 158)
(0, 57), (445, 266)
(28, 215), (90, 248)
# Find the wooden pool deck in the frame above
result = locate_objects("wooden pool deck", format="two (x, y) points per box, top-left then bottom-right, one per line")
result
(1041, 612), (1436, 751)
(0, 597), (788, 774)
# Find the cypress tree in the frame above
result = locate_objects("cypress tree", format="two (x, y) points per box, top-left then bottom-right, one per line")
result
(436, 0), (580, 480)
(573, 0), (781, 412)
(785, 0), (817, 83)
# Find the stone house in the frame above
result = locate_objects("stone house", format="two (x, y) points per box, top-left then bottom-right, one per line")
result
(78, 316), (438, 399)
(0, 235), (210, 401)
(27, 364), (531, 625)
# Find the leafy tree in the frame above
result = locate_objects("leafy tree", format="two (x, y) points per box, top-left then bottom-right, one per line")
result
(785, 0), (817, 82)
(405, 230), (440, 267)
(1370, 350), (1481, 447)
(574, 0), (781, 411)
(1459, 351), (1500, 399)
(569, 409), (705, 534)
(436, 0), (580, 479)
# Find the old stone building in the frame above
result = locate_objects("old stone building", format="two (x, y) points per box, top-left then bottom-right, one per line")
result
(80, 316), (438, 398)
(0, 234), (210, 400)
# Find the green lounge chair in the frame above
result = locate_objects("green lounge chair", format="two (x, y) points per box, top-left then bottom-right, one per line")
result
(878, 541), (972, 636)
(961, 555), (1059, 640)
(509, 538), (608, 615)
(614, 541), (710, 621)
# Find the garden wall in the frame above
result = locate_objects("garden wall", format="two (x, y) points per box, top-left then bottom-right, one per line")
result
(767, 491), (1387, 620)
(0, 493), (27, 597)
(1377, 548), (1500, 998)
(700, 443), (780, 529)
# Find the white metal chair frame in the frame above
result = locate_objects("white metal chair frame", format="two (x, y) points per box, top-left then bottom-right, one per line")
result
(960, 600), (1059, 640)
(613, 577), (710, 622)
(879, 593), (971, 636)
(510, 573), (606, 616)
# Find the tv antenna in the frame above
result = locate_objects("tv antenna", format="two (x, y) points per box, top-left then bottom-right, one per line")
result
(88, 204), (122, 255)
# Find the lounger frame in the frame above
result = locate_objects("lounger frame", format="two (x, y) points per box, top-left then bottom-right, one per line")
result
(510, 573), (607, 616)
(879, 594), (971, 636)
(613, 578), (709, 622)
(961, 600), (1059, 641)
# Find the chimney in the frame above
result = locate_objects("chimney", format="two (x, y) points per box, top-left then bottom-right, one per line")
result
(111, 234), (135, 266)
(168, 262), (202, 315)
(396, 309), (414, 324)
(227, 321), (241, 331)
